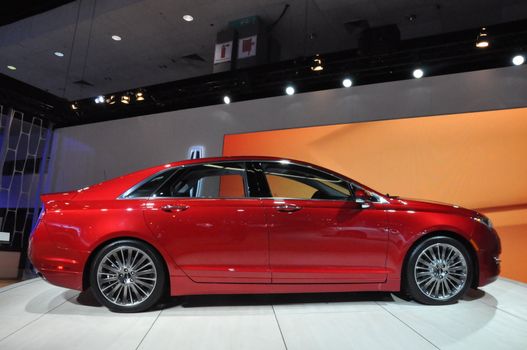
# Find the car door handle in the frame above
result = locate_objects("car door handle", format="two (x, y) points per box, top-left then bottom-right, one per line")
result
(274, 204), (302, 212)
(160, 204), (189, 212)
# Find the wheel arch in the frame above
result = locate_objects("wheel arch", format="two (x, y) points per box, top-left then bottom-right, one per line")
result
(82, 236), (171, 294)
(401, 230), (479, 290)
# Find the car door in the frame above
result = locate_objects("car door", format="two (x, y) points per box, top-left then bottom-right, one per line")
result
(251, 161), (388, 284)
(143, 162), (270, 283)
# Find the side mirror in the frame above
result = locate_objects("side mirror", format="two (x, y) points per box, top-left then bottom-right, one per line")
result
(354, 189), (371, 209)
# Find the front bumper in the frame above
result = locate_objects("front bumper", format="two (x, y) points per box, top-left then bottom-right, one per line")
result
(473, 226), (501, 287)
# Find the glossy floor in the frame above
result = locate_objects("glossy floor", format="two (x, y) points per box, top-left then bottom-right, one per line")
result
(0, 278), (526, 350)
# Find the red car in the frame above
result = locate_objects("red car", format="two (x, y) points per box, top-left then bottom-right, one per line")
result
(29, 156), (500, 312)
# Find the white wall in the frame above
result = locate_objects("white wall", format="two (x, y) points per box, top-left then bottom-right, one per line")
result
(48, 65), (527, 193)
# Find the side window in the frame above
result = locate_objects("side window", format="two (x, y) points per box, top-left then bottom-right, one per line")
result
(259, 162), (351, 200)
(153, 163), (246, 198)
(123, 169), (176, 198)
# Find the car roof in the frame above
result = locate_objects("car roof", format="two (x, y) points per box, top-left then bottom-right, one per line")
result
(166, 155), (297, 166)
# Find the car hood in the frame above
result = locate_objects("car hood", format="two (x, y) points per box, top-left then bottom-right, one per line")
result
(387, 196), (478, 217)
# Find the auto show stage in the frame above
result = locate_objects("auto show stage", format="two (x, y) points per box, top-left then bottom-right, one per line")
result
(0, 278), (525, 350)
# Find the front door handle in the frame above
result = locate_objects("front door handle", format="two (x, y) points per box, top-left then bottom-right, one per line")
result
(160, 204), (189, 212)
(274, 204), (302, 212)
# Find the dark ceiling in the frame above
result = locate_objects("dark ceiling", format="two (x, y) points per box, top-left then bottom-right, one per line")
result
(0, 1), (76, 26)
(1, 0), (527, 127)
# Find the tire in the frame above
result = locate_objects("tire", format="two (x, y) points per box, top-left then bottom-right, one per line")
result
(89, 239), (166, 312)
(404, 236), (473, 305)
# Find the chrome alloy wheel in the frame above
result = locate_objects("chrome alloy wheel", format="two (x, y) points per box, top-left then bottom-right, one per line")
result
(96, 246), (157, 306)
(414, 243), (468, 301)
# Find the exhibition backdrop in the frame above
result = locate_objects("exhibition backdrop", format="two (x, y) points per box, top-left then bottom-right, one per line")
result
(223, 107), (527, 283)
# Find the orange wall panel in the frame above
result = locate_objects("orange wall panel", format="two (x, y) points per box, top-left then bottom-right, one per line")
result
(223, 108), (527, 283)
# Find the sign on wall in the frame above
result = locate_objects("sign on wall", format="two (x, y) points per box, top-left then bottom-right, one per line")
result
(238, 35), (257, 59)
(214, 41), (233, 64)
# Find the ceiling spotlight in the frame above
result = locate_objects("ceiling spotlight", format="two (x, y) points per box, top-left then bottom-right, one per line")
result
(285, 85), (295, 96)
(413, 68), (424, 79)
(7, 65), (16, 70)
(223, 95), (231, 104)
(106, 95), (116, 105)
(475, 27), (489, 48)
(512, 55), (525, 66)
(310, 54), (324, 72)
(71, 102), (78, 110)
(54, 51), (64, 57)
(94, 95), (105, 104)
(135, 91), (145, 101)
(111, 35), (122, 41)
(182, 15), (194, 22)
(342, 78), (352, 88)
(121, 95), (130, 104)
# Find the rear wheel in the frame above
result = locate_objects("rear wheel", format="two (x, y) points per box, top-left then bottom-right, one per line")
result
(404, 236), (473, 305)
(90, 240), (165, 312)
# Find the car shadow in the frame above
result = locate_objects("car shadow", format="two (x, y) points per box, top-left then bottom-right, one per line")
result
(174, 291), (393, 308)
(71, 286), (489, 310)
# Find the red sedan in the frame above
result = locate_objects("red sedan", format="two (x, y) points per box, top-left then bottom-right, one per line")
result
(29, 156), (500, 312)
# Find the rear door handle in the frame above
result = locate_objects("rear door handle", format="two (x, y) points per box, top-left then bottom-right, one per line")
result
(274, 204), (302, 212)
(160, 204), (189, 212)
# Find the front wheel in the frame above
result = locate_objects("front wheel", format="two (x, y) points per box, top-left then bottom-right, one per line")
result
(90, 240), (166, 312)
(404, 236), (473, 305)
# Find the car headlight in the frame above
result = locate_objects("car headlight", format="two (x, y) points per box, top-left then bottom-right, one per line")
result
(473, 215), (493, 230)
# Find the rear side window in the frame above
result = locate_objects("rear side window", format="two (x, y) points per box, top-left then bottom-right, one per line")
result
(153, 162), (247, 198)
(122, 169), (176, 198)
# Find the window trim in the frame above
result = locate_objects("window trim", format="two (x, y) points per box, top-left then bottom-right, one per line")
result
(118, 159), (387, 203)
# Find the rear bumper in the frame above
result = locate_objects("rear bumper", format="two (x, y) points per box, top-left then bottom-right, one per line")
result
(34, 267), (83, 290)
(29, 226), (86, 291)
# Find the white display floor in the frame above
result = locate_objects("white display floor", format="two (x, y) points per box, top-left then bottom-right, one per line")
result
(0, 277), (526, 350)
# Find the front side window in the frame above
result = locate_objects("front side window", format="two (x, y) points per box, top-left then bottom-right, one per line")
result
(153, 162), (246, 198)
(258, 162), (351, 200)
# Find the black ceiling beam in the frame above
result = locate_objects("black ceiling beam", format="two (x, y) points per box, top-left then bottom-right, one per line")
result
(0, 1), (77, 27)
(0, 73), (73, 125)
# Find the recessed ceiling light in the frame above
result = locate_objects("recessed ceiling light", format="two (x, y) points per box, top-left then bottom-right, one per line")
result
(342, 78), (352, 88)
(223, 95), (231, 104)
(413, 68), (424, 79)
(512, 55), (525, 66)
(111, 35), (122, 41)
(285, 86), (295, 96)
(310, 55), (324, 71)
(182, 15), (194, 22)
(475, 27), (489, 48)
(54, 51), (65, 57)
(7, 65), (16, 70)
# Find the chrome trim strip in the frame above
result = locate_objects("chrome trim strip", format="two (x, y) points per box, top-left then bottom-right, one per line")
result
(117, 159), (388, 203)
